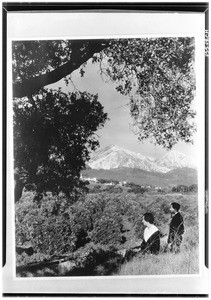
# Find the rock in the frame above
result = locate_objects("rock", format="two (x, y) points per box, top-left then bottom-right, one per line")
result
(58, 260), (76, 275)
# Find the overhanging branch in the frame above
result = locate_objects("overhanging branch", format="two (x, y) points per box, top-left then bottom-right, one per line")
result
(13, 40), (110, 98)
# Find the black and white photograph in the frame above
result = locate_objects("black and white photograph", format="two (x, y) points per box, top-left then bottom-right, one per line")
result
(2, 4), (209, 296)
(13, 36), (199, 277)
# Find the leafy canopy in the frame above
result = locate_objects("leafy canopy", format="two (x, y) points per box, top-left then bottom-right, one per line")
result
(14, 90), (108, 199)
(102, 38), (196, 149)
(13, 37), (196, 150)
(13, 37), (196, 200)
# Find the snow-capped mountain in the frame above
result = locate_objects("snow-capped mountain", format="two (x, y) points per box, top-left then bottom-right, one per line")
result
(88, 145), (170, 173)
(88, 145), (197, 173)
(155, 150), (197, 170)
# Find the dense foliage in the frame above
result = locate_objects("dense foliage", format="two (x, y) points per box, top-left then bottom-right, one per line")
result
(16, 194), (75, 255)
(103, 38), (196, 149)
(12, 39), (109, 97)
(172, 184), (198, 193)
(16, 187), (198, 269)
(14, 90), (107, 201)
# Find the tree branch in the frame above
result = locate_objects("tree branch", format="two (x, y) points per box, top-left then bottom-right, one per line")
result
(13, 40), (110, 98)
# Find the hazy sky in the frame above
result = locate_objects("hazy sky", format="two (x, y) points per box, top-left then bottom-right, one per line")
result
(50, 58), (197, 160)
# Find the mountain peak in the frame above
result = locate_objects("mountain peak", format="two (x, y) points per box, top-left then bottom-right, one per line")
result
(89, 145), (170, 173)
(88, 145), (197, 173)
(156, 150), (196, 169)
(108, 144), (124, 151)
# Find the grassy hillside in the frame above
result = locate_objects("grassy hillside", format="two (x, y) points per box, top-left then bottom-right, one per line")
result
(118, 248), (199, 275)
(117, 226), (199, 275)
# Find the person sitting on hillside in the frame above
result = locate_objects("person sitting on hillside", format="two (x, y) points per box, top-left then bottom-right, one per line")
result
(167, 202), (185, 253)
(140, 212), (160, 254)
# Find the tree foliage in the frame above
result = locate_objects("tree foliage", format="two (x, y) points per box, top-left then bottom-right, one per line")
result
(14, 89), (108, 200)
(13, 37), (196, 150)
(13, 39), (109, 98)
(171, 184), (198, 193)
(13, 37), (196, 200)
(102, 38), (196, 149)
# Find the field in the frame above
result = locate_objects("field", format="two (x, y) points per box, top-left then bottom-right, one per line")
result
(15, 184), (199, 277)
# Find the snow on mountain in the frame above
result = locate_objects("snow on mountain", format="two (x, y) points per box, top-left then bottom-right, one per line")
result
(146, 156), (156, 162)
(88, 145), (197, 173)
(88, 145), (170, 173)
(155, 150), (197, 170)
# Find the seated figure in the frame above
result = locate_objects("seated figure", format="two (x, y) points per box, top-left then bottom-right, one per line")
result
(140, 212), (160, 254)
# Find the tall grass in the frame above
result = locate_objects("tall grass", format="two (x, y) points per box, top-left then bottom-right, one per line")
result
(117, 226), (199, 276)
(118, 247), (199, 275)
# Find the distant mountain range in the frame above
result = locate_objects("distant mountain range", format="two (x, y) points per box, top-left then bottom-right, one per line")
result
(82, 167), (197, 188)
(88, 145), (197, 173)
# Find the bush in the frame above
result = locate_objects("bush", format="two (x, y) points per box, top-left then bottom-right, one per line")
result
(16, 189), (199, 273)
(17, 196), (76, 255)
(90, 210), (123, 245)
(16, 194), (79, 258)
(67, 243), (122, 276)
(68, 201), (93, 248)
(128, 186), (146, 194)
(106, 186), (123, 194)
(89, 184), (102, 193)
(172, 184), (198, 193)
(16, 252), (51, 267)
(16, 191), (127, 266)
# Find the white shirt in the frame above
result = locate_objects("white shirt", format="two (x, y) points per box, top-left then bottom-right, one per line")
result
(144, 224), (159, 242)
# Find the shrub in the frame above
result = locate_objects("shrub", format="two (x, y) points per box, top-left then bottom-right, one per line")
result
(106, 186), (123, 194)
(16, 252), (51, 267)
(84, 194), (107, 223)
(16, 188), (199, 272)
(90, 212), (123, 245)
(89, 197), (124, 245)
(68, 243), (122, 276)
(89, 184), (102, 193)
(128, 186), (146, 194)
(172, 184), (198, 193)
(16, 194), (77, 258)
(67, 201), (93, 248)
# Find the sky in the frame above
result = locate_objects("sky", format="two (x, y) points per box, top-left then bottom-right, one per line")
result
(50, 58), (198, 160)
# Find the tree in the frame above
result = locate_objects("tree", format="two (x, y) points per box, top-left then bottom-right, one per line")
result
(102, 38), (196, 149)
(13, 37), (196, 200)
(12, 39), (110, 98)
(14, 89), (107, 201)
(13, 38), (196, 149)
